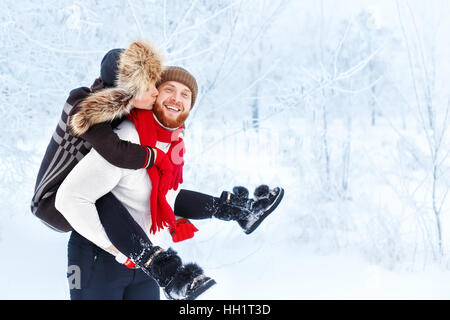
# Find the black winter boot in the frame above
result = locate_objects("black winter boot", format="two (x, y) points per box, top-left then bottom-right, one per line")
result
(164, 263), (216, 300)
(213, 185), (284, 234)
(132, 246), (216, 300)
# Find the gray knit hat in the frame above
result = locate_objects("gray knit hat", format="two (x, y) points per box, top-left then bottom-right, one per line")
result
(156, 66), (198, 108)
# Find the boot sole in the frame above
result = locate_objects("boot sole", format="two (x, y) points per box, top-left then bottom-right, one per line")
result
(185, 278), (217, 300)
(244, 187), (285, 234)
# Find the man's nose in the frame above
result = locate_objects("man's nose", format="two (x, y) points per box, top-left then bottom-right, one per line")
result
(170, 92), (183, 105)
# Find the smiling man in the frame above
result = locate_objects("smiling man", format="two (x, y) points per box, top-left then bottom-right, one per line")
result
(154, 80), (192, 128)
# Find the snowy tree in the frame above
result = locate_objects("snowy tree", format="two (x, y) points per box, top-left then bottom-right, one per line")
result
(395, 0), (450, 261)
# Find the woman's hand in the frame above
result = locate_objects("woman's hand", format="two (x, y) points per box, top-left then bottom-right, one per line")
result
(153, 148), (174, 195)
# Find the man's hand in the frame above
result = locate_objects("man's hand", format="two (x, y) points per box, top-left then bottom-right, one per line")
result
(153, 148), (174, 195)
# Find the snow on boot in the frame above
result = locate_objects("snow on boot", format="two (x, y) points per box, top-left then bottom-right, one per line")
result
(164, 263), (217, 300)
(254, 184), (270, 199)
(133, 246), (216, 300)
(232, 185), (249, 199)
(133, 246), (182, 287)
(214, 185), (284, 234)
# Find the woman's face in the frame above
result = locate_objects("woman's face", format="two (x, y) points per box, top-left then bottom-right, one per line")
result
(133, 82), (159, 110)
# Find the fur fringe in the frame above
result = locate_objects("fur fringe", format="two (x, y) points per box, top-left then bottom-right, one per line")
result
(117, 40), (163, 98)
(69, 88), (134, 136)
(149, 248), (183, 287)
(171, 263), (204, 288)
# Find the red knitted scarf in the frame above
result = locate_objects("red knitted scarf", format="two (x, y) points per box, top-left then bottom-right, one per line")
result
(127, 109), (185, 234)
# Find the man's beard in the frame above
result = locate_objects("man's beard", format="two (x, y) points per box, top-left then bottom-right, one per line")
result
(153, 102), (189, 129)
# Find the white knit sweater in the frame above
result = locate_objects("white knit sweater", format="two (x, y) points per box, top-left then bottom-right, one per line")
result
(55, 119), (179, 256)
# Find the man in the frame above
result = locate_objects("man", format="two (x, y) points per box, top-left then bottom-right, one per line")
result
(35, 41), (284, 300)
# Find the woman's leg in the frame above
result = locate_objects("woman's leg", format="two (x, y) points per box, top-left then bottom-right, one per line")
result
(174, 186), (285, 234)
(95, 192), (216, 300)
(96, 192), (152, 258)
(174, 189), (218, 220)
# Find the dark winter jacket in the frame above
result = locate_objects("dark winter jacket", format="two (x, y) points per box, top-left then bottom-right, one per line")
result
(31, 41), (163, 232)
(31, 87), (155, 232)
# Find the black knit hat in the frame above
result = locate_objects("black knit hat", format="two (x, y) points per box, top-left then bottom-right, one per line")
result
(100, 48), (124, 87)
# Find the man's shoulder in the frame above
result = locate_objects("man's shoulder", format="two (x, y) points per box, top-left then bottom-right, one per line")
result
(114, 119), (140, 143)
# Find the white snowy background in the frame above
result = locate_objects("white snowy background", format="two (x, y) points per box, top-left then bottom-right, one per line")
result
(1, 0), (450, 299)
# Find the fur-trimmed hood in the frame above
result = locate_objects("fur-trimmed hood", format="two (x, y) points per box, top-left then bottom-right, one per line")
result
(69, 40), (163, 137)
(117, 40), (163, 98)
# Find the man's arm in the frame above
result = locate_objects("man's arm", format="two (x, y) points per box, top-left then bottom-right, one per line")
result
(55, 147), (123, 253)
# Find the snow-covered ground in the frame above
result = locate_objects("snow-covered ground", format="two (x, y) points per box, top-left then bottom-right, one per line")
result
(1, 206), (450, 300)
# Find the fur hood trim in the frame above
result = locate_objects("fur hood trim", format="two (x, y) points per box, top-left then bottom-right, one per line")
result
(117, 40), (163, 98)
(69, 88), (134, 137)
(69, 40), (163, 136)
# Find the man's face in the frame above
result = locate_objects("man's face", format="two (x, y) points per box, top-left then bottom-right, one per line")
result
(153, 81), (192, 128)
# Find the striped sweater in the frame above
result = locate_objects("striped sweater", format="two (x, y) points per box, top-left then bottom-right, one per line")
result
(31, 87), (154, 232)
